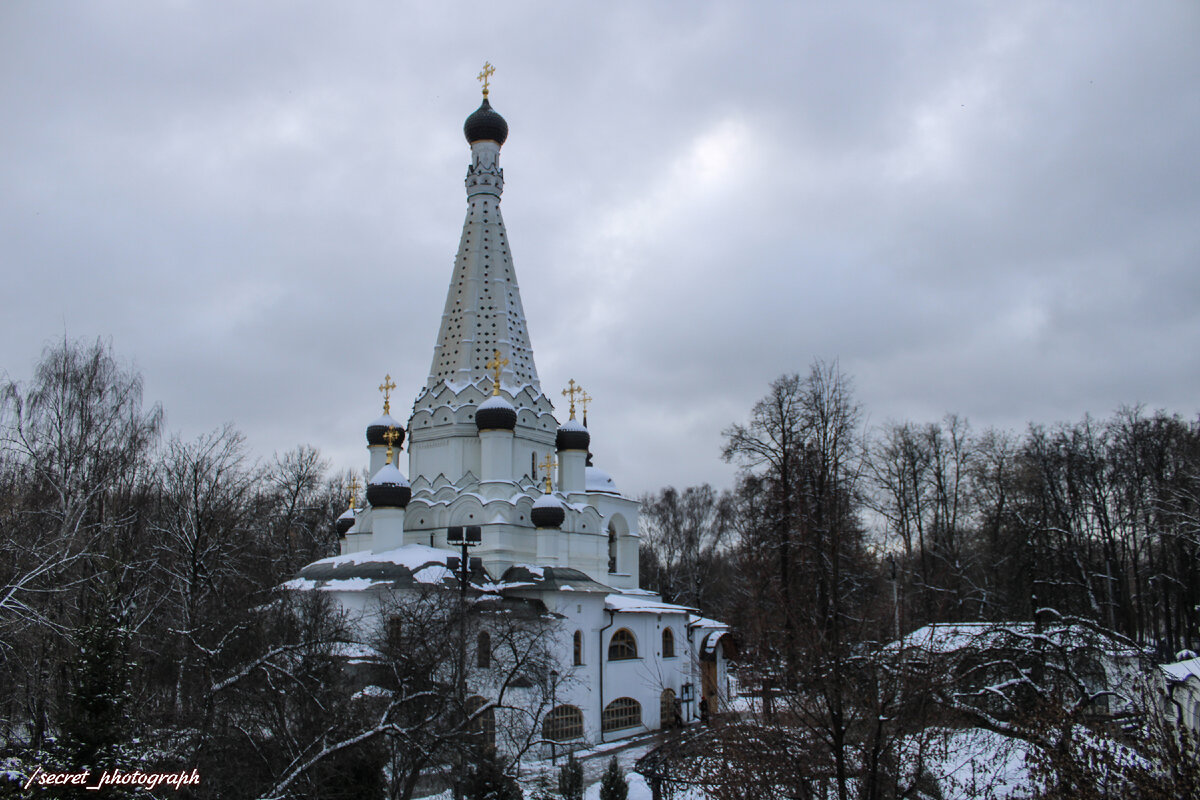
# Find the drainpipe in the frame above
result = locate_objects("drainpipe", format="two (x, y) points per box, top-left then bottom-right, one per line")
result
(598, 609), (615, 743)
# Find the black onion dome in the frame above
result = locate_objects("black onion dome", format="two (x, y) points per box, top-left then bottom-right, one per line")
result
(476, 395), (517, 431)
(464, 98), (508, 145)
(366, 413), (405, 447)
(367, 464), (411, 509)
(336, 509), (355, 536)
(555, 418), (590, 452)
(530, 494), (565, 529)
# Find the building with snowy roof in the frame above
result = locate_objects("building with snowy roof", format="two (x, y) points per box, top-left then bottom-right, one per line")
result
(1160, 654), (1200, 734)
(289, 75), (732, 751)
(886, 621), (1145, 719)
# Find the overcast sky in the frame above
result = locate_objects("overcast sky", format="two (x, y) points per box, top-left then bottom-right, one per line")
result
(2, 2), (1198, 497)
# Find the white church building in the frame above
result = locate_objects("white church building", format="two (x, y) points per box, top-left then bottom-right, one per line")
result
(288, 76), (732, 750)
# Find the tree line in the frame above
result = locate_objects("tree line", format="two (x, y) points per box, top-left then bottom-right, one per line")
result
(638, 361), (1200, 799)
(641, 364), (1200, 657)
(0, 339), (385, 798)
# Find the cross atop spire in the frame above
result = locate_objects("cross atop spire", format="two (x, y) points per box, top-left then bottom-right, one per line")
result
(487, 349), (509, 396)
(540, 452), (557, 493)
(579, 389), (591, 426)
(378, 374), (396, 415)
(347, 476), (361, 509)
(562, 379), (584, 420)
(477, 61), (495, 98)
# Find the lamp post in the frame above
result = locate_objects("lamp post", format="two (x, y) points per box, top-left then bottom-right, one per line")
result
(447, 525), (482, 800)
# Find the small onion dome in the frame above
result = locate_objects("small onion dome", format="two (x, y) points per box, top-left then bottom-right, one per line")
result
(366, 463), (411, 509)
(530, 493), (565, 529)
(464, 98), (509, 146)
(476, 395), (517, 431)
(335, 508), (355, 537)
(555, 418), (590, 452)
(366, 413), (405, 448)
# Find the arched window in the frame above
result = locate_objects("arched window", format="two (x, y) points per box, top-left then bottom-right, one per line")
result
(608, 628), (637, 661)
(607, 522), (618, 573)
(660, 688), (677, 730)
(602, 697), (642, 732)
(662, 627), (675, 658)
(573, 630), (583, 666)
(466, 696), (496, 750)
(477, 631), (491, 669)
(543, 704), (584, 742)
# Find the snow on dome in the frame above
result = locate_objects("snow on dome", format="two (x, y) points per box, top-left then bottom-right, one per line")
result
(530, 492), (565, 528)
(336, 507), (355, 536)
(585, 466), (621, 495)
(476, 394), (517, 431)
(480, 395), (514, 410)
(556, 417), (590, 452)
(366, 413), (405, 447)
(367, 463), (411, 508)
(370, 463), (409, 487)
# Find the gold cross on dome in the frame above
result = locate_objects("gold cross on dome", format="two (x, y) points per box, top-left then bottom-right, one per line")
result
(477, 62), (495, 98)
(383, 426), (400, 461)
(347, 476), (361, 509)
(486, 349), (508, 396)
(378, 374), (397, 414)
(540, 452), (557, 494)
(561, 379), (584, 420)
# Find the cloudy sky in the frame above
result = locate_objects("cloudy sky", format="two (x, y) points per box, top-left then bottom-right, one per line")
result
(2, 2), (1198, 497)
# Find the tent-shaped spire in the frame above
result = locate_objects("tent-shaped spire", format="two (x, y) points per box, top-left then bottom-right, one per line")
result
(426, 90), (540, 395)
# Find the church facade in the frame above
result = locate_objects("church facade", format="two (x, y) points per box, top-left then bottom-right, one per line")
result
(290, 78), (731, 750)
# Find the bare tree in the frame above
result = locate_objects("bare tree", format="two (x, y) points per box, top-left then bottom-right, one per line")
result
(639, 484), (734, 614)
(0, 338), (161, 753)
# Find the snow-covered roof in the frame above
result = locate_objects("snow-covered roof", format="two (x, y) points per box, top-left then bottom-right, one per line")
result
(585, 466), (621, 495)
(286, 544), (481, 592)
(688, 614), (728, 630)
(332, 641), (383, 661)
(497, 565), (610, 594)
(1161, 656), (1200, 683)
(313, 544), (452, 569)
(605, 593), (693, 615)
(888, 621), (1143, 658)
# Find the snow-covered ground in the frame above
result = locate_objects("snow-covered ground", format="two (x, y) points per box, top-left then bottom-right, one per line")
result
(410, 724), (1038, 800)
(915, 728), (1033, 800)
